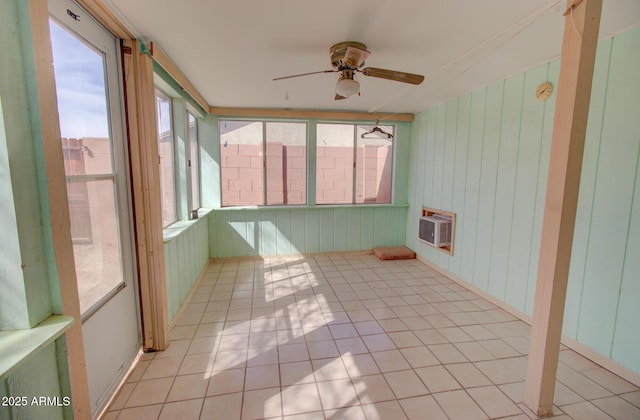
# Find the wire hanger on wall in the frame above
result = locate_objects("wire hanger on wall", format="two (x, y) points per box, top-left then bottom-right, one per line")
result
(361, 119), (393, 139)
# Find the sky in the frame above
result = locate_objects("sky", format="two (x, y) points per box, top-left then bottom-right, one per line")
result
(49, 20), (110, 139)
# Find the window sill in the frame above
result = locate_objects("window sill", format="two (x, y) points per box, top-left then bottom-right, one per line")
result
(163, 208), (213, 243)
(216, 203), (409, 211)
(0, 315), (74, 381)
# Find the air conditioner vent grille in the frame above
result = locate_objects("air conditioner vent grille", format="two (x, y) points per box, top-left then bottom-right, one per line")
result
(419, 215), (452, 247)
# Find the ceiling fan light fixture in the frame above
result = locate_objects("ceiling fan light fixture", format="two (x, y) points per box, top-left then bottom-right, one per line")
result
(273, 41), (425, 99)
(335, 75), (360, 98)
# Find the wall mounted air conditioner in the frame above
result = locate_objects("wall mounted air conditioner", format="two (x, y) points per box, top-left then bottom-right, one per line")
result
(419, 215), (452, 247)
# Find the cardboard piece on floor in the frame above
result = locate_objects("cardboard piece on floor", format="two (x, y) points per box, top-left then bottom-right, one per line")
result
(373, 246), (416, 260)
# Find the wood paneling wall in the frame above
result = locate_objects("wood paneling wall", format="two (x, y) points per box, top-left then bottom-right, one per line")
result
(209, 206), (407, 258)
(164, 217), (210, 324)
(405, 26), (640, 375)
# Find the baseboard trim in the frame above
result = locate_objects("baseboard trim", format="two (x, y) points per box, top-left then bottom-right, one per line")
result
(415, 256), (532, 323)
(168, 259), (212, 330)
(95, 350), (143, 420)
(415, 255), (640, 387)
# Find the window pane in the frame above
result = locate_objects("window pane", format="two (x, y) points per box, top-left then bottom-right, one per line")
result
(220, 120), (264, 206)
(155, 89), (176, 226)
(67, 179), (123, 314)
(51, 19), (128, 316)
(188, 113), (200, 211)
(50, 21), (113, 176)
(316, 124), (354, 204)
(355, 125), (394, 203)
(266, 122), (307, 205)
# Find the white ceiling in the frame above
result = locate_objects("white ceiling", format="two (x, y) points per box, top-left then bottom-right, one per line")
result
(105, 0), (639, 114)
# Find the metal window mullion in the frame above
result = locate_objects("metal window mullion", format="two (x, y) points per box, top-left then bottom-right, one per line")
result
(390, 126), (395, 204)
(262, 122), (267, 206)
(306, 122), (314, 206)
(172, 99), (190, 222)
(352, 124), (357, 204)
(185, 110), (194, 216)
(194, 118), (201, 209)
(169, 99), (178, 224)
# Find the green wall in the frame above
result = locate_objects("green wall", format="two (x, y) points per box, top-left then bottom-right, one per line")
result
(164, 215), (211, 323)
(0, 1), (72, 418)
(0, 0), (54, 331)
(406, 26), (640, 375)
(1, 343), (65, 420)
(209, 206), (407, 258)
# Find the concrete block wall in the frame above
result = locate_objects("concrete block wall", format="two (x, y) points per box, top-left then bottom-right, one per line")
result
(221, 143), (262, 205)
(317, 145), (392, 204)
(221, 143), (306, 206)
(316, 146), (354, 204)
(266, 143), (306, 205)
(355, 144), (392, 204)
(62, 137), (120, 246)
(61, 138), (123, 311)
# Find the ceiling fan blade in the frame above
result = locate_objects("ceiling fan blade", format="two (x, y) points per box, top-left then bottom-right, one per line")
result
(273, 69), (337, 81)
(343, 46), (370, 68)
(334, 93), (347, 100)
(361, 67), (425, 85)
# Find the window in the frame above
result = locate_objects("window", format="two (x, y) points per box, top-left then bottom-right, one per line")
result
(155, 88), (176, 227)
(317, 123), (393, 204)
(188, 112), (200, 211)
(220, 120), (307, 206)
(155, 87), (201, 224)
(316, 124), (354, 204)
(266, 122), (307, 205)
(51, 17), (132, 314)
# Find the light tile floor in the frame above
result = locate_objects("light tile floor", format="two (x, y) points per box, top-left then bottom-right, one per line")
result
(104, 255), (640, 419)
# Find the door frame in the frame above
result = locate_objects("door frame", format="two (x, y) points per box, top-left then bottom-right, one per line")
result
(48, 0), (143, 414)
(25, 0), (91, 416)
(121, 38), (170, 352)
(26, 0), (170, 416)
(47, 0), (170, 352)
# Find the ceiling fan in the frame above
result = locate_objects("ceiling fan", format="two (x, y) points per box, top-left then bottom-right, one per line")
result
(273, 41), (425, 100)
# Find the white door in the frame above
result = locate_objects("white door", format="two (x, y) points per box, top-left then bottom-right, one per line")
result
(48, 0), (141, 415)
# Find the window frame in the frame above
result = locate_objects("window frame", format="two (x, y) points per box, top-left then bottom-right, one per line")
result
(218, 119), (309, 207)
(187, 111), (200, 214)
(154, 71), (206, 227)
(218, 119), (397, 208)
(316, 121), (395, 206)
(154, 87), (177, 227)
(355, 123), (395, 204)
